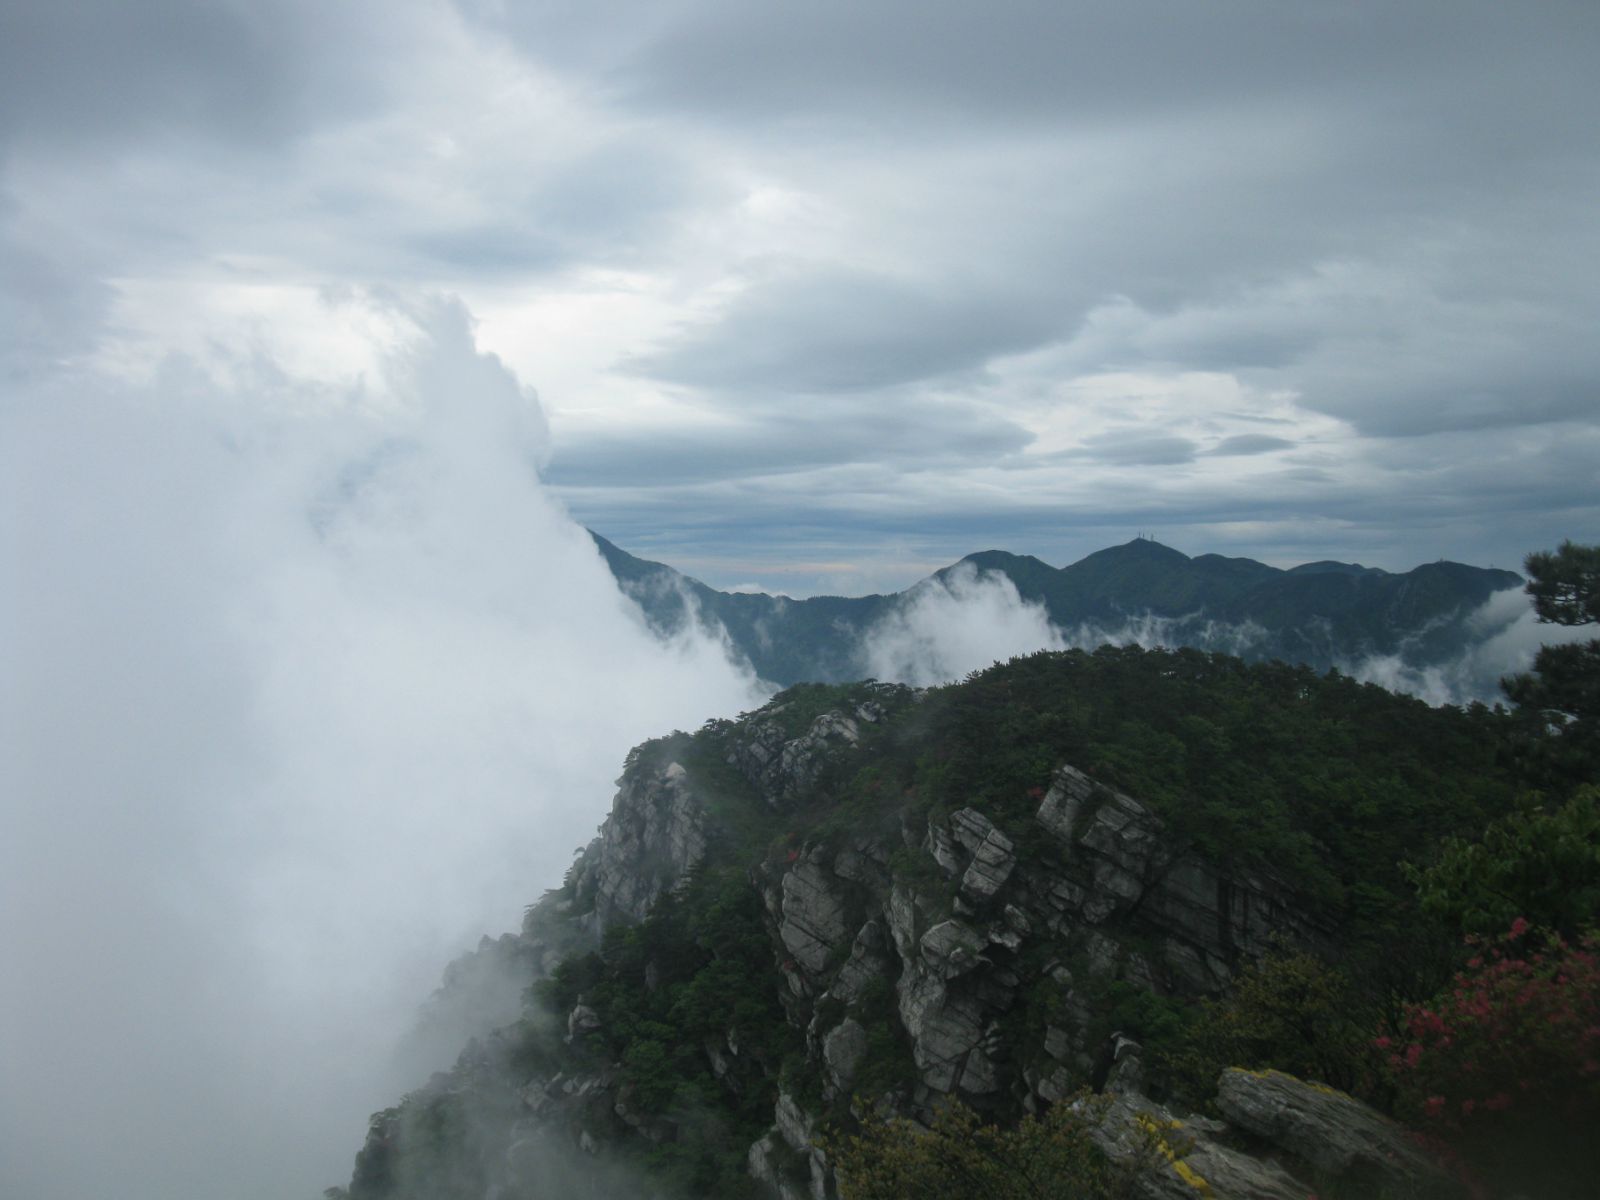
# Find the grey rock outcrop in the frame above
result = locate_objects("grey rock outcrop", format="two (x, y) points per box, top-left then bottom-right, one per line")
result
(1088, 1045), (1461, 1200)
(1033, 765), (1332, 992)
(822, 1019), (869, 1093)
(568, 758), (707, 930)
(1096, 1090), (1306, 1200)
(756, 1090), (830, 1200)
(565, 1002), (602, 1042)
(729, 707), (872, 806)
(1215, 1068), (1459, 1198)
(777, 853), (851, 980)
(950, 807), (1018, 902)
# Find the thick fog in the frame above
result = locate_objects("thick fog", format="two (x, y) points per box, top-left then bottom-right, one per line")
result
(0, 298), (763, 1200)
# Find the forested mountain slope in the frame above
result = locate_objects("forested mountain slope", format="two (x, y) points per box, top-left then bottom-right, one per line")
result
(592, 532), (1523, 688)
(334, 647), (1588, 1200)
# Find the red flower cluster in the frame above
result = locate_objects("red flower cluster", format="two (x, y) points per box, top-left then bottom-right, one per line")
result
(1382, 922), (1600, 1131)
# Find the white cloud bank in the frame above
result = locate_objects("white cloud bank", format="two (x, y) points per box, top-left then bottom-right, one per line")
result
(859, 564), (1065, 686)
(857, 567), (1581, 711)
(0, 296), (762, 1200)
(1342, 587), (1595, 708)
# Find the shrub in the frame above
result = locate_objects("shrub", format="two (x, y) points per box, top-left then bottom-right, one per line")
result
(1384, 921), (1600, 1198)
(1162, 949), (1377, 1103)
(1409, 787), (1600, 940)
(830, 1092), (1160, 1200)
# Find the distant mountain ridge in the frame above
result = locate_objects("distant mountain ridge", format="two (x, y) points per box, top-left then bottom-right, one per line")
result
(591, 532), (1524, 689)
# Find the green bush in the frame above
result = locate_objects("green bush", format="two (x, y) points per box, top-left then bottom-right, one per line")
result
(830, 1092), (1161, 1200)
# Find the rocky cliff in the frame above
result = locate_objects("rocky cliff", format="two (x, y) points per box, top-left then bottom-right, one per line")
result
(337, 651), (1516, 1200)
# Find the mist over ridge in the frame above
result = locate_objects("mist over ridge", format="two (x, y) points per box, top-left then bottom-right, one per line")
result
(594, 530), (1570, 707)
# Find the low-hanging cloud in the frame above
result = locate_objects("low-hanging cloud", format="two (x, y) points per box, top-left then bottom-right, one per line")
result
(858, 564), (1066, 686)
(1341, 587), (1594, 709)
(858, 565), (1283, 689)
(851, 563), (1586, 714)
(0, 296), (763, 1200)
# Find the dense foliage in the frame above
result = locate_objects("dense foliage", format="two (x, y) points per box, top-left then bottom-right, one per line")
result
(829, 1092), (1161, 1200)
(1502, 539), (1600, 778)
(1410, 787), (1600, 940)
(528, 867), (798, 1196)
(807, 645), (1523, 927)
(527, 646), (1547, 1194)
(342, 541), (1600, 1199)
(1162, 949), (1382, 1102)
(1386, 923), (1600, 1199)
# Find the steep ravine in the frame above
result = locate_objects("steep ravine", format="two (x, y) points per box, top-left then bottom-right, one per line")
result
(334, 652), (1510, 1199)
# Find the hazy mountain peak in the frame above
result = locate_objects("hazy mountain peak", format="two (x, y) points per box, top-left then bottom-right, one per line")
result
(589, 529), (1528, 700)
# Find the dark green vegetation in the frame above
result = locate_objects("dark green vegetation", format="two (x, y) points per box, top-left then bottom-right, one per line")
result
(828, 1091), (1159, 1200)
(340, 542), (1598, 1200)
(592, 530), (1523, 687)
(529, 868), (798, 1196)
(1501, 538), (1600, 778)
(842, 647), (1519, 911)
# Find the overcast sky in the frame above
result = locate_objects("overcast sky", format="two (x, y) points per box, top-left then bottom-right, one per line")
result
(3, 0), (1597, 594)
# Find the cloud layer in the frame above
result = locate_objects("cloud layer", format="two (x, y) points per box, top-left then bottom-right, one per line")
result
(2, 1), (1595, 596)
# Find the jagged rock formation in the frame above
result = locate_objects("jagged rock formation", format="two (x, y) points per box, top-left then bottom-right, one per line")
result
(567, 759), (709, 931)
(337, 657), (1511, 1200)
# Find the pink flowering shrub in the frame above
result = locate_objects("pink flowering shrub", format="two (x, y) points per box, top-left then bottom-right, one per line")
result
(1384, 920), (1600, 1197)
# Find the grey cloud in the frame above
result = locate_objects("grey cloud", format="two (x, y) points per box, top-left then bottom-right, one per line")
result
(411, 140), (717, 274)
(1209, 434), (1295, 457)
(557, 419), (1599, 594)
(0, 300), (763, 1200)
(1053, 255), (1600, 438)
(627, 268), (1063, 393)
(405, 139), (712, 276)
(547, 396), (1031, 487)
(0, 207), (114, 380)
(483, 1), (1594, 142)
(0, 0), (389, 152)
(530, 140), (708, 245)
(1076, 431), (1198, 466)
(407, 224), (569, 275)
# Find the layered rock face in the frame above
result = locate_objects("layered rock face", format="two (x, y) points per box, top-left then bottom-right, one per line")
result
(743, 754), (1334, 1130)
(1096, 1059), (1457, 1200)
(567, 758), (709, 931)
(340, 690), (1437, 1200)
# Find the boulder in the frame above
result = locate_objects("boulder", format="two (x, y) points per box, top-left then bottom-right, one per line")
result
(728, 709), (864, 806)
(573, 760), (708, 929)
(1215, 1068), (1459, 1198)
(822, 1019), (869, 1092)
(1094, 1091), (1305, 1200)
(779, 856), (850, 976)
(918, 919), (988, 980)
(565, 1003), (602, 1042)
(827, 919), (891, 1004)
